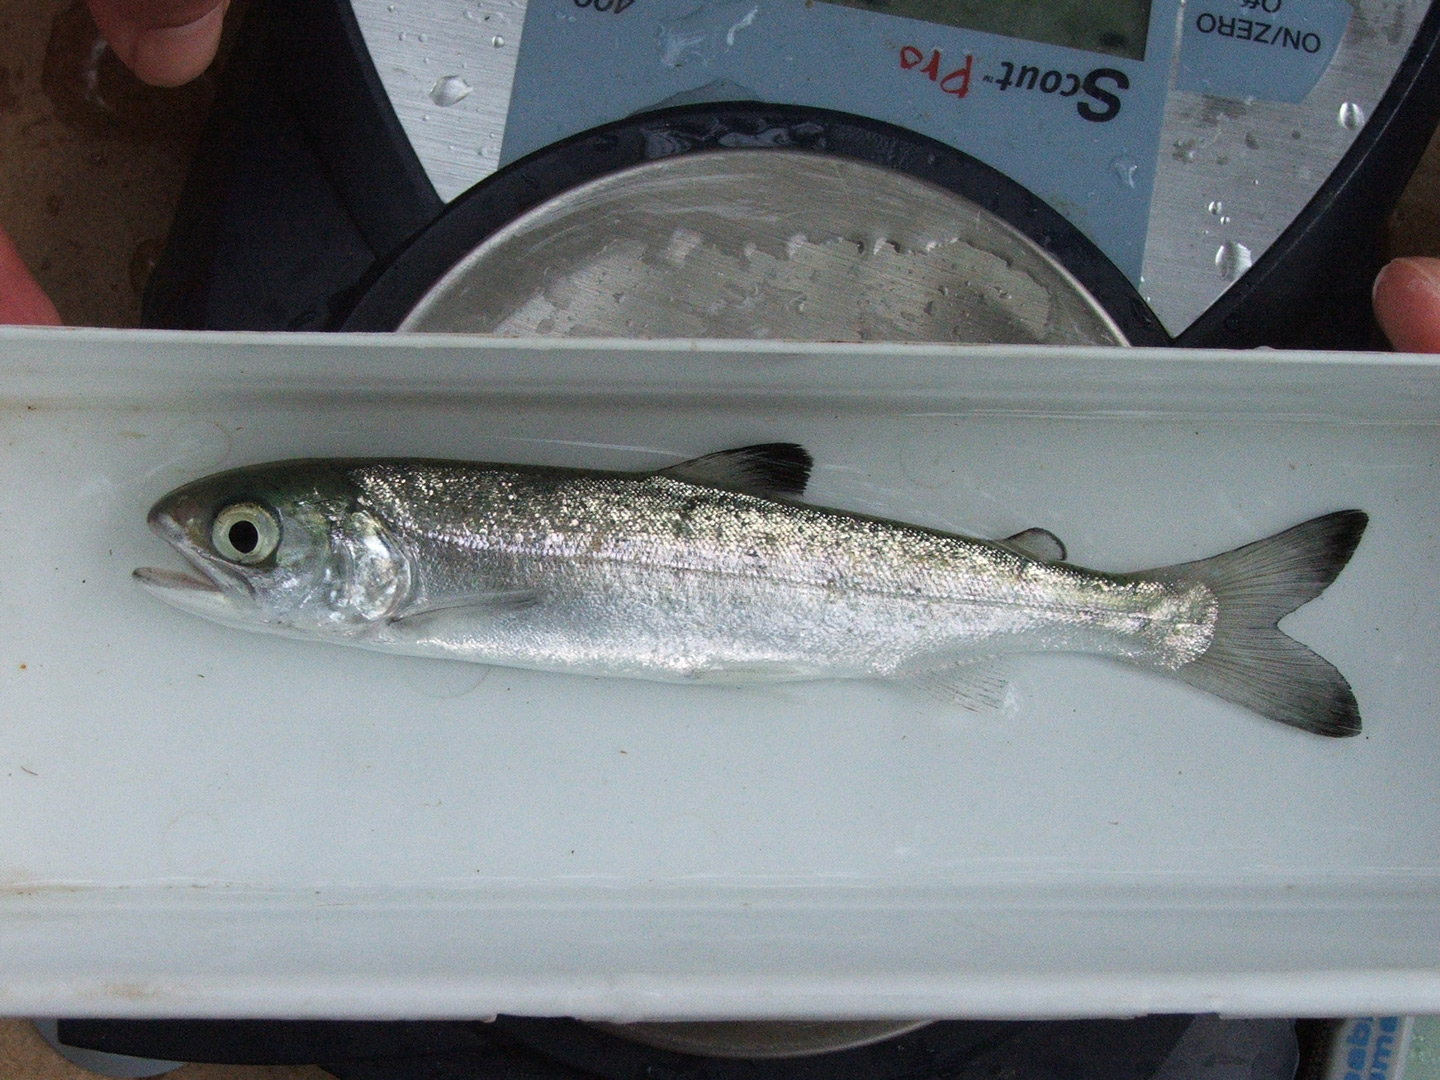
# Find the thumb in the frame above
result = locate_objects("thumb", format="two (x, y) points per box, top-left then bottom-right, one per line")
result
(0, 226), (62, 326)
(1373, 256), (1440, 353)
(85, 0), (228, 87)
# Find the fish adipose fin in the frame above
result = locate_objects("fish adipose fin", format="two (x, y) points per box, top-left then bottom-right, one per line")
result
(1154, 510), (1368, 737)
(1002, 528), (1067, 563)
(659, 443), (813, 498)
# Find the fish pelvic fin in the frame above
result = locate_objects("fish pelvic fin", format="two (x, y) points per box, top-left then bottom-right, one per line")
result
(1150, 510), (1368, 737)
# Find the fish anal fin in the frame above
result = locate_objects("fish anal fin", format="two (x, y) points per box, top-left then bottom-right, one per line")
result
(1002, 527), (1067, 563)
(659, 443), (813, 498)
(900, 660), (1010, 712)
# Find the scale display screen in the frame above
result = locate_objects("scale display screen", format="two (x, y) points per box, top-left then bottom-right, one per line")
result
(816, 0), (1152, 60)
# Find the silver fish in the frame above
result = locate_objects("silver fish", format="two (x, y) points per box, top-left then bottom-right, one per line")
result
(135, 444), (1367, 736)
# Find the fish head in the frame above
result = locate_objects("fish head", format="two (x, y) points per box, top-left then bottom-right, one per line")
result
(134, 462), (411, 636)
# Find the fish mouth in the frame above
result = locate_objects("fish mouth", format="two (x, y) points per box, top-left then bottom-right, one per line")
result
(134, 506), (249, 619)
(133, 562), (244, 622)
(133, 565), (222, 594)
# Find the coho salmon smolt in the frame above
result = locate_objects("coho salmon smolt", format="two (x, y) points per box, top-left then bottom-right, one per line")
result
(135, 443), (1368, 736)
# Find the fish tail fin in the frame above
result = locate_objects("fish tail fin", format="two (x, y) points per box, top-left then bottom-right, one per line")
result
(1151, 510), (1367, 737)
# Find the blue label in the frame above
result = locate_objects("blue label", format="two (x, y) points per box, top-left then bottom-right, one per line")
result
(1339, 1017), (1407, 1080)
(1176, 0), (1351, 102)
(501, 0), (1181, 282)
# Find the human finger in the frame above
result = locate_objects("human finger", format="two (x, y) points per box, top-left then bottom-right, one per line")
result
(0, 226), (62, 326)
(1372, 256), (1440, 353)
(85, 0), (228, 87)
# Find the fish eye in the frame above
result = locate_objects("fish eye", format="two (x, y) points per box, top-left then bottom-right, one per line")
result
(211, 502), (280, 564)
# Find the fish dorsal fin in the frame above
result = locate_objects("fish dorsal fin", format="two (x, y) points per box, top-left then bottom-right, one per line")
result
(1001, 527), (1067, 563)
(658, 443), (813, 498)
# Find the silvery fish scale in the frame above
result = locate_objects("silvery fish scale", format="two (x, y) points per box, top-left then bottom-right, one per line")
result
(327, 462), (1213, 680)
(137, 446), (1365, 735)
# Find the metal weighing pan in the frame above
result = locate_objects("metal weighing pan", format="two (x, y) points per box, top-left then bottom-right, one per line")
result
(340, 107), (1163, 343)
(396, 151), (1127, 346)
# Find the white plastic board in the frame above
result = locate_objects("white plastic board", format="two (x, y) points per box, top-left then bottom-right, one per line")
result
(0, 329), (1436, 1019)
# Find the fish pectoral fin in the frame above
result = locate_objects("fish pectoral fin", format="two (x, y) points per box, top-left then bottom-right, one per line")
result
(684, 661), (821, 684)
(389, 590), (544, 625)
(1000, 527), (1067, 563)
(898, 660), (1010, 712)
(658, 443), (813, 498)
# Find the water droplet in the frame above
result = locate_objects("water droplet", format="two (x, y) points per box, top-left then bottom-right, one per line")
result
(1338, 101), (1366, 130)
(1207, 200), (1224, 216)
(491, 34), (506, 47)
(429, 74), (473, 107)
(1110, 157), (1138, 188)
(418, 32), (428, 42)
(398, 30), (407, 41)
(387, 3), (395, 10)
(1214, 241), (1253, 281)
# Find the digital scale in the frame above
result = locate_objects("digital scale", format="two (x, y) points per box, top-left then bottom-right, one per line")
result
(144, 0), (1440, 346)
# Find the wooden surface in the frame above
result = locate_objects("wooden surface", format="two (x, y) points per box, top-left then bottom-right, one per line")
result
(0, 1021), (327, 1080)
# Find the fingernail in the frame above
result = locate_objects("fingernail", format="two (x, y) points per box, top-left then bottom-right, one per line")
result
(130, 1), (228, 87)
(1377, 256), (1440, 300)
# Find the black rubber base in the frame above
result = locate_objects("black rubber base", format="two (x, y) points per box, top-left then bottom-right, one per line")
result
(56, 1014), (1213, 1080)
